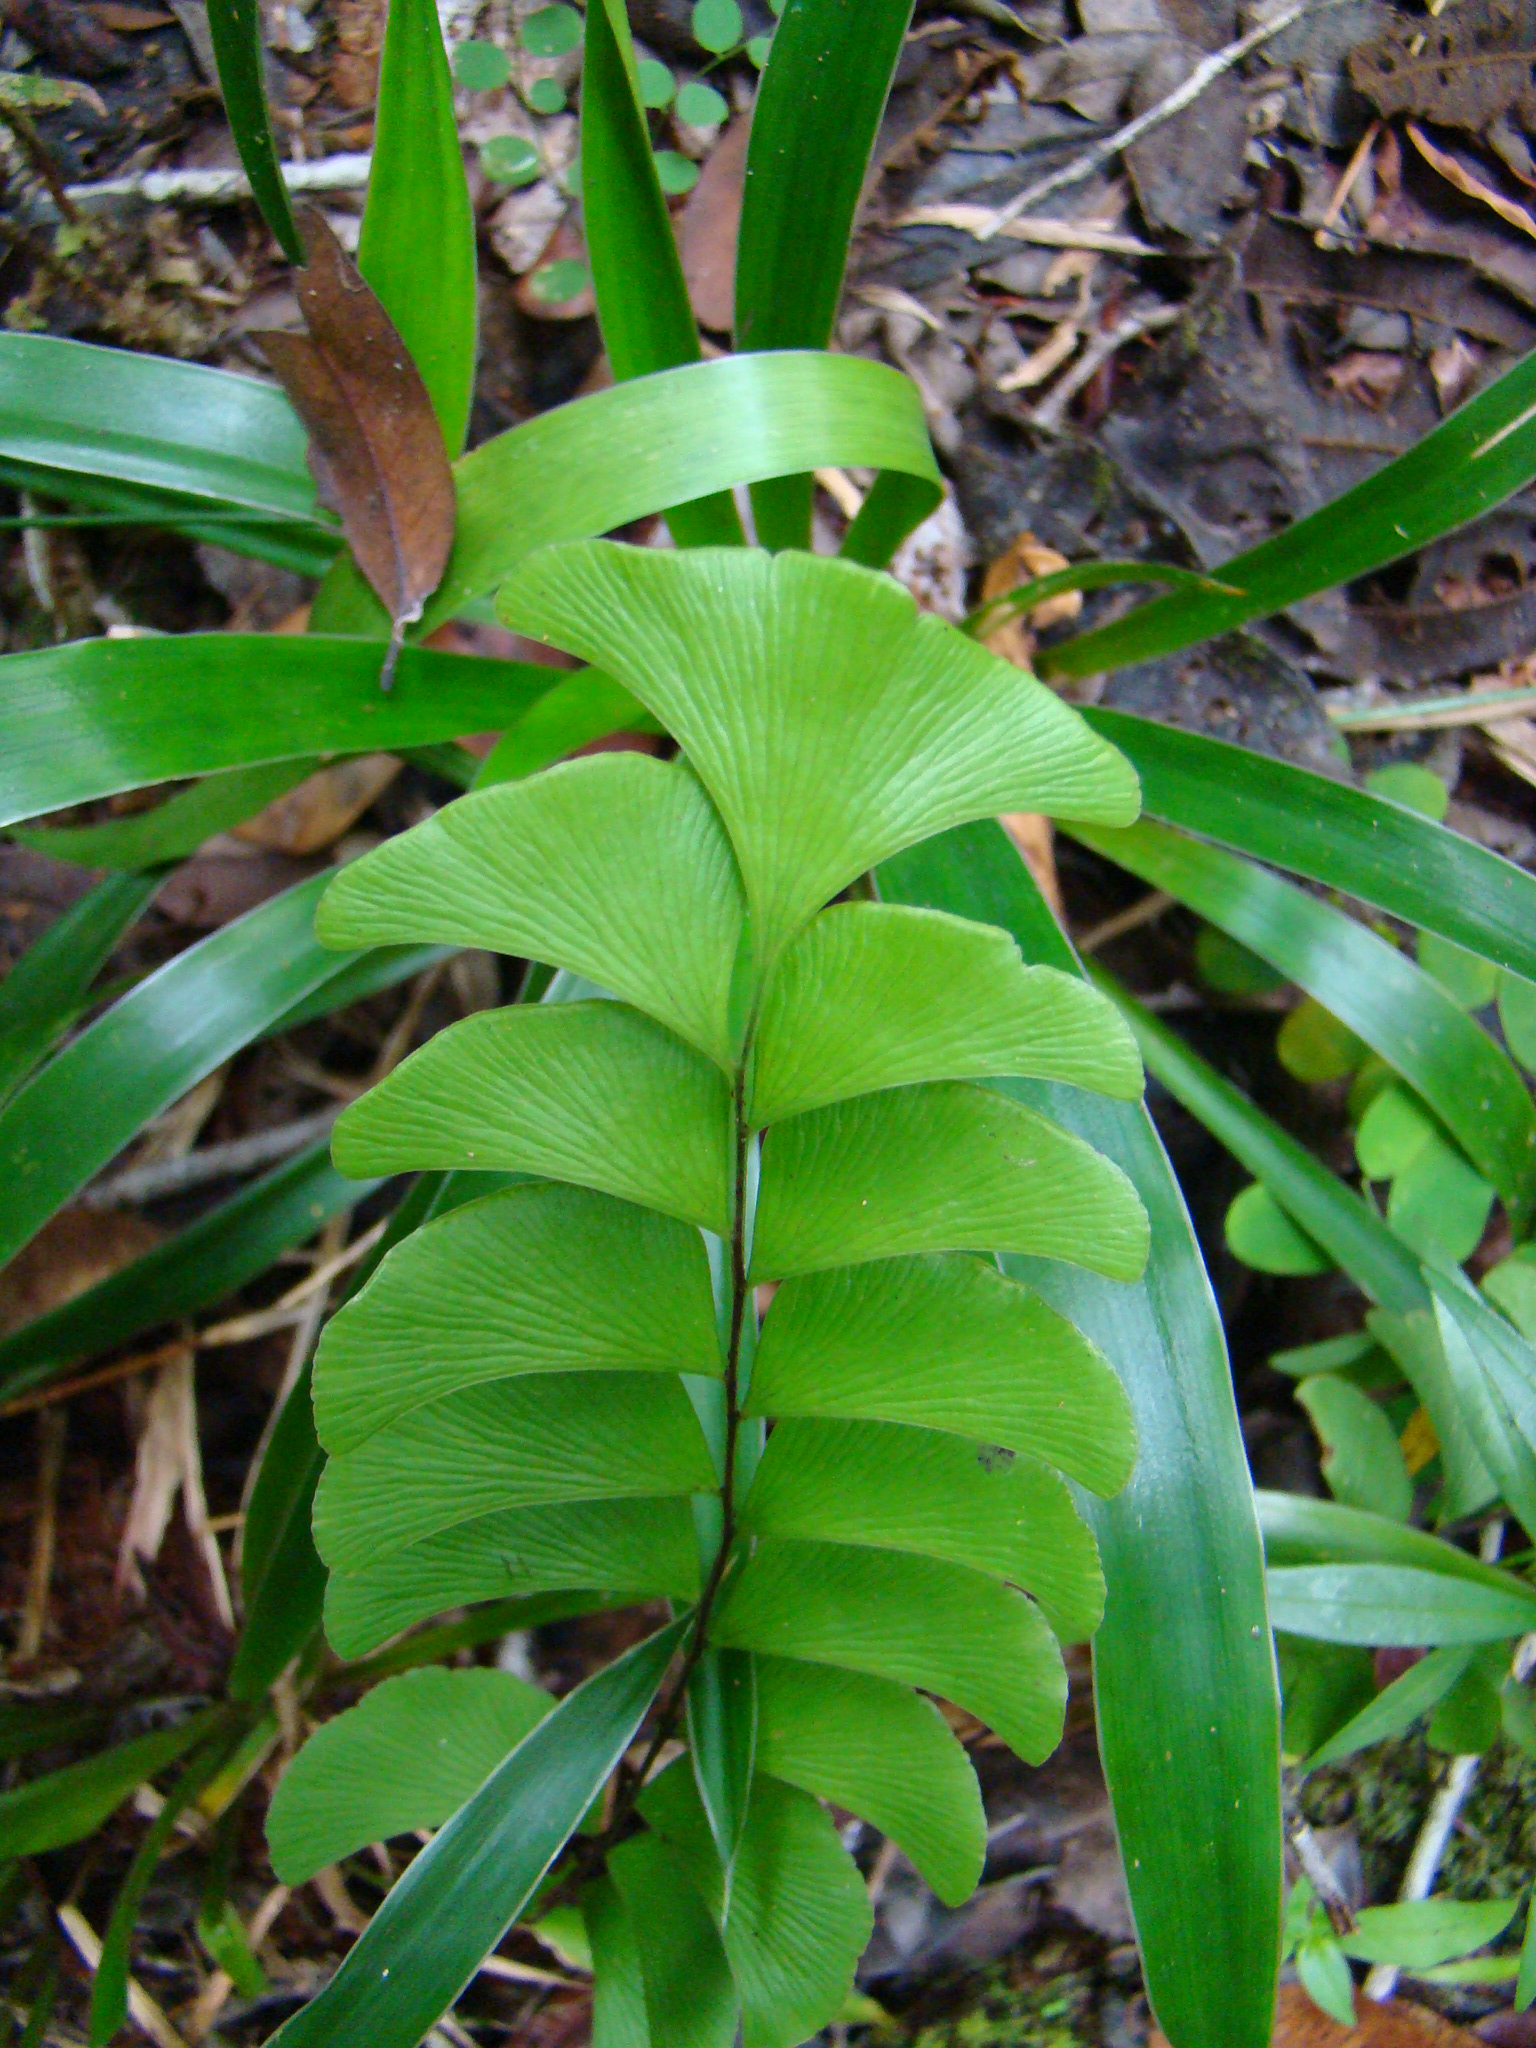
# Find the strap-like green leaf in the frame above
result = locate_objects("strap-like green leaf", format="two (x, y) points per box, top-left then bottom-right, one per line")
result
(271, 1617), (688, 2048)
(750, 1081), (1148, 1282)
(1305, 1646), (1472, 1767)
(1267, 1563), (1536, 1644)
(0, 875), (354, 1269)
(686, 1647), (756, 1886)
(735, 0), (916, 550)
(742, 1418), (1105, 1642)
(229, 1358), (328, 1705)
(752, 1656), (984, 1908)
(333, 1001), (732, 1228)
(500, 543), (1139, 965)
(1, 635), (554, 827)
(0, 1706), (223, 1858)
(314, 1373), (716, 1574)
(584, 1877), (653, 2048)
(750, 902), (1141, 1123)
(0, 871), (158, 1102)
(711, 1537), (1066, 1763)
(1046, 344), (1536, 677)
(1078, 818), (1536, 1228)
(747, 1254), (1133, 1493)
(317, 1183), (720, 1454)
(324, 1497), (700, 1658)
(267, 1668), (550, 1882)
(1085, 708), (1536, 984)
(318, 756), (745, 1067)
(0, 1140), (372, 1405)
(638, 1763), (872, 2048)
(1256, 1488), (1520, 1585)
(356, 0), (477, 452)
(474, 670), (658, 789)
(1430, 1270), (1536, 1534)
(880, 820), (1281, 2048)
(11, 761), (319, 869)
(205, 0), (303, 259)
(0, 333), (316, 522)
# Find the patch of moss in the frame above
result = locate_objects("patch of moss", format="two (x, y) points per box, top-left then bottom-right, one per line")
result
(896, 1962), (1099, 2048)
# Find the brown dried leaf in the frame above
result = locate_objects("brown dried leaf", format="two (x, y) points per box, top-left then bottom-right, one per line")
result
(1323, 349), (1406, 407)
(1407, 119), (1536, 242)
(1349, 0), (1536, 133)
(232, 754), (400, 855)
(678, 114), (751, 334)
(117, 1350), (234, 1630)
(256, 209), (455, 686)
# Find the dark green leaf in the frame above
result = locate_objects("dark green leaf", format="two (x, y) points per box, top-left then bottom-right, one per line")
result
(1074, 818), (1536, 1228)
(0, 875), (352, 1268)
(963, 561), (1236, 640)
(270, 1619), (688, 2048)
(0, 871), (157, 1102)
(879, 820), (1282, 2048)
(1047, 347), (1536, 675)
(453, 38), (512, 87)
(1255, 1489), (1523, 1588)
(204, 0), (304, 260)
(11, 761), (317, 869)
(1080, 708), (1536, 986)
(0, 1140), (377, 1404)
(1268, 1563), (1536, 1643)
(735, 0), (915, 547)
(1, 635), (556, 826)
(1307, 1646), (1472, 1766)
(523, 2), (582, 53)
(0, 1707), (223, 1857)
(357, 0), (478, 452)
(473, 670), (658, 788)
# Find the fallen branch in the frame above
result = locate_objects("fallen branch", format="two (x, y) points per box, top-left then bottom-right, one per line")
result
(50, 152), (372, 219)
(84, 1107), (341, 1208)
(1029, 301), (1181, 431)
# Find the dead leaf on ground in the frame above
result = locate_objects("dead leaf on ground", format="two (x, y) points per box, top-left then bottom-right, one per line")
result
(1350, 0), (1536, 134)
(1407, 120), (1536, 243)
(256, 210), (456, 690)
(331, 0), (383, 108)
(232, 755), (401, 856)
(0, 1207), (162, 1336)
(678, 114), (751, 335)
(1325, 350), (1406, 406)
(117, 1349), (234, 1629)
(1154, 1982), (1476, 2048)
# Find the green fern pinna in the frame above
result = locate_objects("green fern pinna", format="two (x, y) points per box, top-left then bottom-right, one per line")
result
(271, 542), (1150, 2043)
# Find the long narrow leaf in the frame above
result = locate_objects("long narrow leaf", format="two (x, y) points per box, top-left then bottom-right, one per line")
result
(880, 821), (1281, 2048)
(1268, 1564), (1536, 1645)
(2, 638), (555, 826)
(1098, 966), (1427, 1314)
(0, 1708), (223, 1858)
(1256, 1491), (1522, 1588)
(1076, 819), (1536, 1228)
(0, 1142), (378, 1403)
(356, 0), (477, 452)
(0, 872), (158, 1101)
(581, 0), (741, 547)
(1083, 708), (1536, 985)
(11, 762), (318, 870)
(1045, 347), (1536, 675)
(0, 877), (355, 1268)
(205, 0), (303, 259)
(735, 0), (916, 549)
(272, 1619), (689, 2048)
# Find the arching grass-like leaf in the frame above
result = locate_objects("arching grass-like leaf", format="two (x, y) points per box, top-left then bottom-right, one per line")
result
(0, 871), (157, 1103)
(316, 1183), (720, 1453)
(1267, 1564), (1536, 1644)
(332, 1002), (733, 1230)
(747, 1253), (1133, 1492)
(749, 902), (1141, 1122)
(584, 1878), (652, 2048)
(501, 544), (1139, 965)
(10, 762), (318, 870)
(267, 1669), (550, 1881)
(0, 1707), (224, 1858)
(711, 1538), (1066, 1763)
(752, 1656), (984, 1907)
(205, 0), (303, 259)
(1306, 1646), (1473, 1766)
(318, 755), (746, 1067)
(751, 1081), (1148, 1281)
(609, 1831), (738, 2048)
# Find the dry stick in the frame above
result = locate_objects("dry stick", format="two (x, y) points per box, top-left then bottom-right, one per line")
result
(17, 1409), (66, 1662)
(977, 0), (1357, 239)
(84, 1108), (341, 1209)
(1363, 1518), (1507, 2003)
(1329, 683), (1536, 732)
(56, 152), (373, 215)
(57, 1905), (189, 2048)
(1029, 302), (1181, 431)
(1076, 890), (1176, 955)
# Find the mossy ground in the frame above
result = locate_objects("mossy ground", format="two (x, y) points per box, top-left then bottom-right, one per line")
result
(863, 1933), (1140, 2048)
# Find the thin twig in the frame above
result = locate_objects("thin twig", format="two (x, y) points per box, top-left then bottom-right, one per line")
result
(1328, 683), (1536, 732)
(1029, 302), (1181, 430)
(17, 1411), (66, 1662)
(50, 152), (373, 218)
(976, 0), (1356, 238)
(84, 1109), (341, 1209)
(1075, 891), (1176, 954)
(57, 1905), (189, 2048)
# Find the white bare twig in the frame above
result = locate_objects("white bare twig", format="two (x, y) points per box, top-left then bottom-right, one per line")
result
(976, 0), (1356, 239)
(56, 152), (373, 217)
(84, 1107), (340, 1208)
(1029, 301), (1181, 430)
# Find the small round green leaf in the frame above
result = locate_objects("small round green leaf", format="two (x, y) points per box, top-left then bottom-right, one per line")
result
(636, 55), (675, 106)
(691, 0), (742, 50)
(653, 148), (700, 194)
(1365, 761), (1449, 822)
(1225, 1182), (1333, 1275)
(1194, 925), (1286, 997)
(746, 30), (771, 63)
(527, 75), (568, 112)
(480, 133), (542, 185)
(521, 2), (582, 55)
(528, 256), (589, 302)
(675, 78), (729, 126)
(1277, 997), (1366, 1083)
(1417, 930), (1500, 1010)
(453, 37), (512, 88)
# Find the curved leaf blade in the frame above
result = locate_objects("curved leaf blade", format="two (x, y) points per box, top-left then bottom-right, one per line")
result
(0, 871), (158, 1101)
(205, 0), (303, 259)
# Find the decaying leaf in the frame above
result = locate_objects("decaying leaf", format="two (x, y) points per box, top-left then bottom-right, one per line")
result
(256, 209), (456, 689)
(1349, 0), (1536, 134)
(117, 1350), (235, 1630)
(0, 69), (108, 113)
(1407, 119), (1536, 243)
(233, 755), (401, 856)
